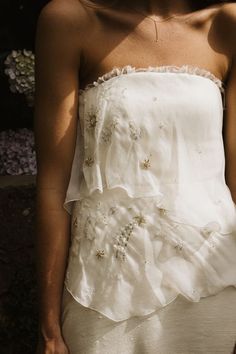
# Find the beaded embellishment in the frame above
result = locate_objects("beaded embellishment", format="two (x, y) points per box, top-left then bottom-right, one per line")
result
(84, 157), (94, 167)
(113, 213), (147, 261)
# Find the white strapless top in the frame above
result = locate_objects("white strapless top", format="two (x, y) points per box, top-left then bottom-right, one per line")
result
(63, 65), (236, 322)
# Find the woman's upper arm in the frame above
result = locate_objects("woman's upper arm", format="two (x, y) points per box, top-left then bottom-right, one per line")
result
(220, 4), (236, 196)
(34, 1), (86, 194)
(224, 59), (236, 196)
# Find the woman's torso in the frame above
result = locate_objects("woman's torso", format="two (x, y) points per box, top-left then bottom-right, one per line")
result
(61, 1), (236, 322)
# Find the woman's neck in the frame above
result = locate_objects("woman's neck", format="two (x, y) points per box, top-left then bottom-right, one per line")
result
(124, 0), (195, 16)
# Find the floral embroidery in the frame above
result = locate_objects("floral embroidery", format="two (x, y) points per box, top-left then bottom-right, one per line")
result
(174, 240), (184, 251)
(101, 118), (118, 143)
(157, 207), (168, 216)
(84, 157), (94, 167)
(128, 120), (142, 140)
(101, 126), (112, 143)
(96, 249), (105, 259)
(144, 259), (152, 265)
(133, 213), (147, 226)
(141, 157), (151, 169)
(108, 205), (118, 215)
(86, 112), (98, 130)
(85, 106), (99, 131)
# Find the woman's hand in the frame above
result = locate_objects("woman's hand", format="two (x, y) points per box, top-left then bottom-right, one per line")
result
(36, 334), (70, 354)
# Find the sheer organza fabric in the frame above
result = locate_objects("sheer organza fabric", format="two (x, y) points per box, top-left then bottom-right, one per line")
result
(63, 65), (236, 322)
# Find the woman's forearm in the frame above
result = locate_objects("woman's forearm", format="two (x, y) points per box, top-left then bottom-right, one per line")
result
(225, 168), (236, 204)
(35, 184), (71, 339)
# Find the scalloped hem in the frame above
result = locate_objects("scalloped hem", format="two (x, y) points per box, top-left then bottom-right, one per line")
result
(64, 282), (236, 323)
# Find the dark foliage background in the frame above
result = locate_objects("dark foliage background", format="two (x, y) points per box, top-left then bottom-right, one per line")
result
(0, 2), (48, 353)
(0, 0), (49, 131)
(0, 185), (37, 354)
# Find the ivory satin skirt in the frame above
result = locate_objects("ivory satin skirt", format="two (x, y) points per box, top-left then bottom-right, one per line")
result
(61, 285), (236, 354)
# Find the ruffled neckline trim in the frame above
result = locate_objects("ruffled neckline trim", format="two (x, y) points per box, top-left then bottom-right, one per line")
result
(79, 64), (225, 95)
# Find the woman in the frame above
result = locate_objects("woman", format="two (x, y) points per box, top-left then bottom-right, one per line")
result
(34, 0), (236, 353)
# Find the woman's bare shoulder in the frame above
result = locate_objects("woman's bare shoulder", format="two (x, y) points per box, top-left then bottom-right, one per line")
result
(216, 2), (236, 24)
(218, 1), (236, 14)
(213, 2), (236, 55)
(37, 0), (91, 36)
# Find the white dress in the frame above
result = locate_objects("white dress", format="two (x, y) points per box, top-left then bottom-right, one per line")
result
(61, 65), (236, 354)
